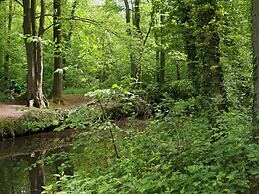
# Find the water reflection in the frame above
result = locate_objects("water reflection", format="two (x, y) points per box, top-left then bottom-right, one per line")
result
(0, 129), (76, 194)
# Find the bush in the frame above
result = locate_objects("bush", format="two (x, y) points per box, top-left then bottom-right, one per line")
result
(0, 92), (6, 102)
(43, 104), (259, 194)
(164, 79), (195, 100)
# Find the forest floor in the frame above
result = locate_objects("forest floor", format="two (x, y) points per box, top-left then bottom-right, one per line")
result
(0, 94), (92, 119)
(0, 104), (25, 119)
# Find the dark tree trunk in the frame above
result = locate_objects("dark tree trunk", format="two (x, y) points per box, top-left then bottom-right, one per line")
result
(133, 0), (142, 85)
(63, 0), (78, 83)
(23, 0), (34, 101)
(124, 0), (135, 80)
(52, 0), (63, 99)
(180, 1), (227, 111)
(3, 0), (12, 87)
(196, 0), (227, 111)
(124, 0), (131, 24)
(252, 0), (259, 139)
(159, 13), (165, 87)
(27, 151), (46, 194)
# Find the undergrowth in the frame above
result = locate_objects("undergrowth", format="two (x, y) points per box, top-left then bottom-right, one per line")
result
(42, 97), (259, 194)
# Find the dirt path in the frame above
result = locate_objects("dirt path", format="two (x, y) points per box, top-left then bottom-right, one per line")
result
(0, 104), (26, 119)
(0, 94), (92, 119)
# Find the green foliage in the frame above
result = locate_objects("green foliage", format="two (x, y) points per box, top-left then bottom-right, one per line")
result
(86, 85), (152, 119)
(164, 79), (195, 100)
(44, 106), (259, 193)
(23, 109), (63, 132)
(0, 92), (6, 102)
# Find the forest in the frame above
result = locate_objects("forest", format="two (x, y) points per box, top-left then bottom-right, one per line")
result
(0, 0), (259, 193)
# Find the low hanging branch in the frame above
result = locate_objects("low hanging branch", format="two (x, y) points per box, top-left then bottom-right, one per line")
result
(14, 0), (23, 7)
(67, 16), (99, 25)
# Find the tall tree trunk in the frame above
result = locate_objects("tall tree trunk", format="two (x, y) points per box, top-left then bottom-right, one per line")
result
(22, 0), (48, 108)
(124, 0), (135, 79)
(3, 0), (12, 87)
(52, 0), (63, 99)
(159, 13), (165, 87)
(124, 0), (131, 24)
(34, 0), (48, 108)
(133, 0), (142, 85)
(23, 0), (34, 101)
(63, 0), (78, 84)
(196, 0), (227, 112)
(252, 0), (259, 139)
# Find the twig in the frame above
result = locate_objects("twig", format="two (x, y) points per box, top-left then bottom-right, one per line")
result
(14, 0), (23, 7)
(80, 70), (120, 159)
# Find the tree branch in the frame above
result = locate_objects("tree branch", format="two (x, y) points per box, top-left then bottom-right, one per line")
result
(67, 16), (99, 25)
(14, 0), (23, 7)
(44, 23), (54, 33)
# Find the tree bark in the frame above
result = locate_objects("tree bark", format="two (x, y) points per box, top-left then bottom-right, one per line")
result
(133, 0), (142, 85)
(124, 0), (135, 80)
(3, 0), (13, 87)
(252, 0), (259, 139)
(159, 13), (165, 87)
(22, 0), (48, 108)
(52, 0), (63, 99)
(196, 0), (227, 111)
(23, 0), (34, 101)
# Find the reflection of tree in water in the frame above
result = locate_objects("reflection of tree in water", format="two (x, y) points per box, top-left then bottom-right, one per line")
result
(25, 151), (46, 194)
(0, 130), (75, 193)
(0, 148), (74, 194)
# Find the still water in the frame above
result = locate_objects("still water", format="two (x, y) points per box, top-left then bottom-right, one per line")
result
(0, 129), (76, 194)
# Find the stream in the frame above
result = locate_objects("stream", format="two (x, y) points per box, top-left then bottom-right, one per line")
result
(0, 129), (77, 194)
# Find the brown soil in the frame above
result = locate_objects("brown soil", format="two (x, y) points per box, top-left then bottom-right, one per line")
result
(0, 104), (26, 119)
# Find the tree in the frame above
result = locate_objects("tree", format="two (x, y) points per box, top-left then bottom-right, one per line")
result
(52, 0), (63, 99)
(179, 0), (227, 111)
(22, 0), (48, 108)
(3, 0), (13, 87)
(132, 0), (142, 85)
(252, 0), (259, 139)
(157, 0), (166, 87)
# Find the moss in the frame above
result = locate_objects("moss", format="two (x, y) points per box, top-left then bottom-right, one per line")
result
(0, 109), (65, 140)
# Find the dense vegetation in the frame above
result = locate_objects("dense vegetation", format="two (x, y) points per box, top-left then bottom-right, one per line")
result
(0, 0), (259, 193)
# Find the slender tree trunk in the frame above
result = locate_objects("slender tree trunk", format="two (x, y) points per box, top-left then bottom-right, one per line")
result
(124, 0), (131, 24)
(63, 0), (78, 84)
(133, 0), (142, 84)
(159, 13), (165, 87)
(156, 48), (160, 82)
(252, 0), (259, 139)
(33, 0), (48, 108)
(52, 0), (63, 99)
(124, 0), (135, 79)
(4, 0), (12, 87)
(23, 0), (34, 101)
